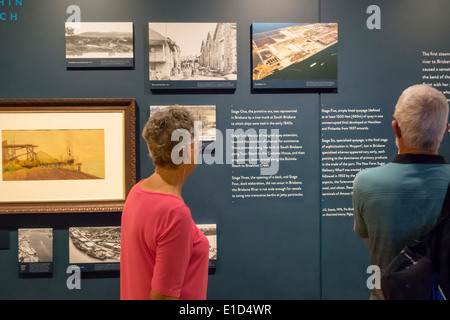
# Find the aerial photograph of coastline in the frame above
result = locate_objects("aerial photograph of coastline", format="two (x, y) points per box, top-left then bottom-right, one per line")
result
(69, 227), (121, 264)
(18, 228), (53, 263)
(252, 23), (338, 82)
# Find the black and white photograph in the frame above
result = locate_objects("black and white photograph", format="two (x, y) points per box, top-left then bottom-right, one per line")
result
(69, 227), (121, 264)
(65, 22), (134, 68)
(150, 105), (216, 142)
(18, 228), (53, 263)
(149, 23), (237, 89)
(197, 224), (217, 268)
(18, 228), (53, 273)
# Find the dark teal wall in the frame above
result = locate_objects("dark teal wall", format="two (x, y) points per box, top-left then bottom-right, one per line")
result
(0, 0), (449, 300)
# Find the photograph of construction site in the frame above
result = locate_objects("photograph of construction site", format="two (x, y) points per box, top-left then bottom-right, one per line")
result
(2, 129), (105, 181)
(252, 23), (338, 89)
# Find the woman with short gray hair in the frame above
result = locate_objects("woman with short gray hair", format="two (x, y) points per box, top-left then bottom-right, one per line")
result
(142, 106), (195, 169)
(120, 105), (209, 300)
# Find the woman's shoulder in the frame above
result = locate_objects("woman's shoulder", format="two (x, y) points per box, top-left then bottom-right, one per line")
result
(126, 182), (188, 214)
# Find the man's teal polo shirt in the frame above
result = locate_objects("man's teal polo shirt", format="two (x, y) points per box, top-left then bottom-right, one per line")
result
(353, 154), (450, 273)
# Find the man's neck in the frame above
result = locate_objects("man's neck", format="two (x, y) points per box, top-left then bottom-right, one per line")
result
(397, 139), (438, 155)
(398, 149), (438, 155)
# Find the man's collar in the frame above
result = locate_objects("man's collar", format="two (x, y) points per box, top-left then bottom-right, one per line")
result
(392, 153), (447, 164)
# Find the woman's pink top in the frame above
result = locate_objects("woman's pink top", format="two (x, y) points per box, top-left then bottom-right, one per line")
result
(120, 182), (209, 300)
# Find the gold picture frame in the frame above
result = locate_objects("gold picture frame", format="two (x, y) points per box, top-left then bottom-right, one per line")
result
(0, 98), (136, 214)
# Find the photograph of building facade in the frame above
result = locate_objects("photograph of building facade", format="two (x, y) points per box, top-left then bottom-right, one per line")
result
(199, 23), (237, 79)
(149, 26), (181, 80)
(149, 23), (237, 81)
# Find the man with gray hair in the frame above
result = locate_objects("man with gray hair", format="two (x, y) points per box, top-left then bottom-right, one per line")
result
(353, 84), (450, 299)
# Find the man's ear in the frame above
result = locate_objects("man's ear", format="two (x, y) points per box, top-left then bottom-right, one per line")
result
(444, 122), (449, 138)
(392, 120), (402, 138)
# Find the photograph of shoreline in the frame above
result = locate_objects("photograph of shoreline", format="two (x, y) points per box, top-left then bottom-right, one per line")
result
(18, 228), (53, 263)
(252, 23), (338, 83)
(2, 129), (105, 181)
(65, 22), (133, 59)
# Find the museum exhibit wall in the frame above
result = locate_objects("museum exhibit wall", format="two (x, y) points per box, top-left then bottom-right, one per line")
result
(0, 0), (449, 300)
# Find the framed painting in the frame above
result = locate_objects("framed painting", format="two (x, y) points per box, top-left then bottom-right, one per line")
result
(0, 98), (136, 214)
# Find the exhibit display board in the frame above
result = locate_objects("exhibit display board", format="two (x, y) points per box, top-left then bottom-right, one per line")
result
(65, 22), (135, 69)
(0, 0), (449, 300)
